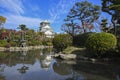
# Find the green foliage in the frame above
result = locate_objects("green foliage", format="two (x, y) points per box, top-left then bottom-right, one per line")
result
(27, 40), (42, 46)
(0, 40), (7, 47)
(18, 24), (28, 31)
(10, 41), (18, 47)
(44, 41), (52, 46)
(73, 32), (95, 47)
(41, 38), (53, 46)
(4, 43), (11, 48)
(52, 34), (72, 52)
(85, 32), (117, 57)
(0, 26), (52, 47)
(0, 52), (8, 59)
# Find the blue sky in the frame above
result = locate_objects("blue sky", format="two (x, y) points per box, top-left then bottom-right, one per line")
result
(0, 0), (111, 33)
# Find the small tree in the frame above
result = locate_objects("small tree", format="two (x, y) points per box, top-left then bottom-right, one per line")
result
(0, 16), (6, 28)
(61, 20), (80, 37)
(18, 24), (28, 47)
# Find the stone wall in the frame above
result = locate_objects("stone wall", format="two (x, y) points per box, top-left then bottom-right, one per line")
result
(0, 46), (52, 51)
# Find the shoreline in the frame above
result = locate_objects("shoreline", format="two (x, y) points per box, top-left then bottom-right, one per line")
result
(0, 45), (53, 51)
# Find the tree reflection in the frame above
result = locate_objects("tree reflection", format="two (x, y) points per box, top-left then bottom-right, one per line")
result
(72, 61), (120, 80)
(40, 55), (52, 71)
(17, 50), (29, 74)
(0, 65), (5, 72)
(38, 48), (53, 71)
(0, 76), (5, 80)
(17, 65), (29, 74)
(53, 61), (72, 75)
(52, 60), (84, 80)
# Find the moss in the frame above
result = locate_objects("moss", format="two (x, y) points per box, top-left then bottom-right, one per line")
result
(63, 46), (86, 54)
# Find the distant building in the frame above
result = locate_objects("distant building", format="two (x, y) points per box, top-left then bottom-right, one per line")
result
(39, 20), (54, 38)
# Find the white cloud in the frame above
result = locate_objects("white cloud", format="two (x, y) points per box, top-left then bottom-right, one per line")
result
(0, 0), (78, 31)
(49, 0), (77, 23)
(0, 0), (24, 15)
(31, 5), (40, 12)
(4, 15), (42, 30)
(0, 0), (42, 31)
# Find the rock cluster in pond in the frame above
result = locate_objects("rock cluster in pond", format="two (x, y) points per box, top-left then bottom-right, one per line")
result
(53, 52), (97, 62)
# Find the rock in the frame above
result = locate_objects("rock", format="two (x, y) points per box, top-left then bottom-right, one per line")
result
(59, 54), (76, 60)
(61, 60), (76, 64)
(89, 58), (97, 62)
(78, 56), (89, 60)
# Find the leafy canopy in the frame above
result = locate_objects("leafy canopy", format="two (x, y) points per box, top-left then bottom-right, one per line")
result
(0, 16), (6, 28)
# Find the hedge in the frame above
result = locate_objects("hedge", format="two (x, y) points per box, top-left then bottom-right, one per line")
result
(73, 32), (95, 47)
(85, 32), (117, 57)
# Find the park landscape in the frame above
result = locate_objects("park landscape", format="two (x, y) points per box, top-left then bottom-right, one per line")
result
(0, 0), (120, 80)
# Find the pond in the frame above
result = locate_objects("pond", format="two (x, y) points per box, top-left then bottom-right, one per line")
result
(0, 48), (120, 80)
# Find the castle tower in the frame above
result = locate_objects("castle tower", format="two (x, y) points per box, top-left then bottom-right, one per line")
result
(39, 20), (54, 38)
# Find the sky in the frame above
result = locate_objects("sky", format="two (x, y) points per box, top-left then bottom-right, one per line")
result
(0, 0), (111, 33)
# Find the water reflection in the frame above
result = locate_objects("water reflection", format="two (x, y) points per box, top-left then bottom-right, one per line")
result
(0, 65), (5, 72)
(17, 50), (29, 74)
(0, 49), (120, 80)
(40, 55), (52, 70)
(72, 61), (120, 80)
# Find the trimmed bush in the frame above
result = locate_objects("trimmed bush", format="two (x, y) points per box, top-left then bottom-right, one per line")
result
(85, 32), (117, 57)
(52, 34), (72, 52)
(73, 32), (95, 47)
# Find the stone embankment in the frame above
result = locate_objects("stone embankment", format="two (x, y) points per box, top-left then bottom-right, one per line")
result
(0, 46), (52, 51)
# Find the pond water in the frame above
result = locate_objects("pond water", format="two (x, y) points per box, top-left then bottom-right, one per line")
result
(0, 48), (120, 80)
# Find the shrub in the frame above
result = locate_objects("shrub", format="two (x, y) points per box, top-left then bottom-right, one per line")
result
(4, 43), (11, 48)
(46, 42), (53, 46)
(9, 41), (17, 47)
(42, 38), (53, 46)
(52, 34), (72, 52)
(73, 32), (95, 47)
(85, 32), (117, 57)
(0, 40), (7, 47)
(27, 40), (42, 46)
